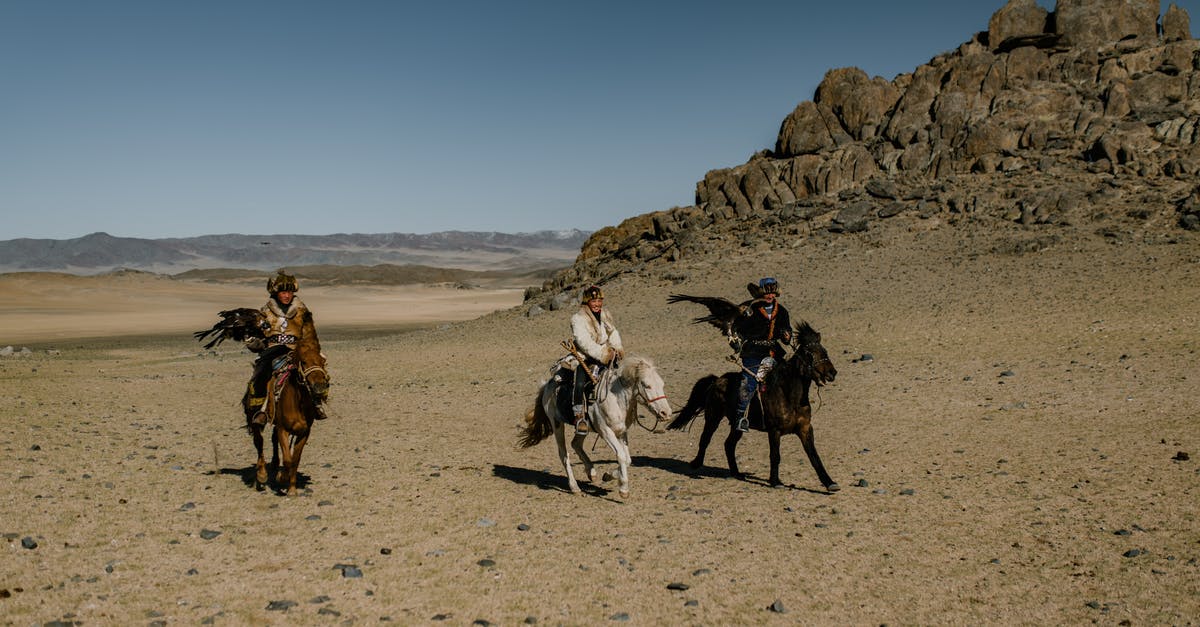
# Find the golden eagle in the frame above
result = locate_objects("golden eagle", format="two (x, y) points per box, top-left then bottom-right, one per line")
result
(193, 308), (267, 350)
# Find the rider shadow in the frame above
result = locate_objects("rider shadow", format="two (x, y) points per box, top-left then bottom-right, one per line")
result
(492, 464), (620, 500)
(217, 466), (312, 494)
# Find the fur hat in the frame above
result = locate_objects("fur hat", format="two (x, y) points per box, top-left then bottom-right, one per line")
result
(267, 271), (299, 295)
(581, 285), (604, 303)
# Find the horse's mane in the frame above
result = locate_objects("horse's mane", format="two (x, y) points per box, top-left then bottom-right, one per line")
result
(793, 320), (819, 346)
(617, 354), (655, 383)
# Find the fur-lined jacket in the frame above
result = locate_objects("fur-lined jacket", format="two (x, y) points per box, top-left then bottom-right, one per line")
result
(248, 298), (322, 356)
(570, 305), (623, 364)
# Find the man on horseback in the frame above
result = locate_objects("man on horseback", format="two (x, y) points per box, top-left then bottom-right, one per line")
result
(731, 277), (792, 432)
(562, 285), (624, 435)
(245, 271), (327, 426)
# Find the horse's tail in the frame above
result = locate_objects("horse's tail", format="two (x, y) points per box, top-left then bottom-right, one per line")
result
(517, 384), (554, 448)
(667, 374), (718, 431)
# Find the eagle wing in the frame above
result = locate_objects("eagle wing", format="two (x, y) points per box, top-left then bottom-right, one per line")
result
(666, 294), (744, 337)
(193, 308), (267, 349)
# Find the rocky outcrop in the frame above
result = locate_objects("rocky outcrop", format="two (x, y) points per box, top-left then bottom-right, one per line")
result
(528, 0), (1199, 305)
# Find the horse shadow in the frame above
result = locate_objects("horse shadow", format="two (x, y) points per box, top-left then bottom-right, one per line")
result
(631, 455), (831, 494)
(217, 466), (312, 494)
(491, 464), (621, 501)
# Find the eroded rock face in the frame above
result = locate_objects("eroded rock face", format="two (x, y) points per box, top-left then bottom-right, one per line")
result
(988, 0), (1050, 50)
(532, 0), (1199, 303)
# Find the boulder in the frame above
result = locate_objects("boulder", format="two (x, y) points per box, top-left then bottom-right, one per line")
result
(988, 0), (1050, 51)
(1054, 0), (1159, 49)
(814, 67), (901, 140)
(776, 102), (837, 156)
(1162, 4), (1193, 43)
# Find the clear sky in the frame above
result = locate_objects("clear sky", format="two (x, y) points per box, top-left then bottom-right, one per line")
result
(2, 1), (1195, 240)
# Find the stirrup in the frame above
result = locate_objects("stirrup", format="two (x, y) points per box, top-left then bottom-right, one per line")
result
(735, 416), (749, 432)
(574, 416), (589, 435)
(250, 411), (267, 427)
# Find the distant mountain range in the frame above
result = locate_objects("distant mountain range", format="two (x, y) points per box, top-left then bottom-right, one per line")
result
(0, 230), (590, 275)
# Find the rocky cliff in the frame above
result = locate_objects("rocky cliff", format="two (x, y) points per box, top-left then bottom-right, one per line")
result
(530, 0), (1199, 306)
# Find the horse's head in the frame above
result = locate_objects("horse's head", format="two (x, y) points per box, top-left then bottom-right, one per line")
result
(619, 356), (672, 421)
(297, 344), (330, 402)
(790, 321), (836, 386)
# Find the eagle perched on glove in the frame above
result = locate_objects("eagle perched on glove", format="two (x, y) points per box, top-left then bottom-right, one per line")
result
(193, 308), (268, 350)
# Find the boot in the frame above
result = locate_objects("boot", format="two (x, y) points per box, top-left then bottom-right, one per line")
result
(249, 409), (267, 427)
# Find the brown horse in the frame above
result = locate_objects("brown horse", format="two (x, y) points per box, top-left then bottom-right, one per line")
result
(667, 322), (840, 491)
(246, 341), (329, 495)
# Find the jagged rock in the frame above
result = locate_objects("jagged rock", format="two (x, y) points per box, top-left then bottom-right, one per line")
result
(814, 68), (900, 141)
(1163, 4), (1193, 43)
(989, 0), (1050, 52)
(552, 0), (1200, 280)
(1054, 0), (1159, 50)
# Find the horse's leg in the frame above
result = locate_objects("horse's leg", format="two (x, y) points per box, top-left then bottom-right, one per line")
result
(723, 427), (745, 480)
(768, 429), (784, 487)
(252, 426), (267, 490)
(797, 412), (839, 492)
(286, 433), (308, 496)
(570, 432), (597, 483)
(595, 421), (631, 498)
(275, 425), (292, 487)
(690, 403), (723, 470)
(553, 422), (582, 494)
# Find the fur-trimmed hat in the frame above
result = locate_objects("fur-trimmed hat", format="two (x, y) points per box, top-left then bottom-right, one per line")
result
(581, 285), (604, 303)
(267, 270), (298, 295)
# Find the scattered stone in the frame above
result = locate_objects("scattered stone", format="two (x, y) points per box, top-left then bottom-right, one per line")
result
(999, 370), (1016, 377)
(609, 612), (630, 621)
(1172, 451), (1190, 461)
(380, 547), (392, 555)
(899, 488), (915, 496)
(310, 595), (331, 603)
(517, 524), (530, 531)
(1114, 529), (1131, 536)
(684, 599), (699, 607)
(523, 616), (538, 624)
(318, 607), (341, 617)
(691, 568), (711, 576)
(667, 582), (689, 591)
(477, 559), (496, 568)
(431, 614), (450, 621)
(179, 502), (195, 511)
(477, 518), (496, 527)
(20, 537), (37, 550)
(1122, 549), (1143, 558)
(855, 479), (869, 488)
(334, 564), (363, 578)
(768, 599), (787, 613)
(472, 620), (493, 626)
(266, 600), (297, 611)
(199, 529), (221, 540)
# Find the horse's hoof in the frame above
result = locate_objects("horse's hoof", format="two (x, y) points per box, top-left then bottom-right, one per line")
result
(587, 469), (598, 482)
(688, 459), (703, 470)
(825, 482), (841, 493)
(730, 472), (745, 481)
(601, 472), (615, 483)
(770, 480), (784, 489)
(618, 489), (629, 498)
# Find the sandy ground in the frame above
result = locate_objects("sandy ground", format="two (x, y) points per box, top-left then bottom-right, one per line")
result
(1, 219), (1198, 625)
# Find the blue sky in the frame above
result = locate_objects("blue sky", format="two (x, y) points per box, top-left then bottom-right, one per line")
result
(2, 1), (1195, 240)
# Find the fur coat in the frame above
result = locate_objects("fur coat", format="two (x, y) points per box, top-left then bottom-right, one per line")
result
(570, 305), (623, 364)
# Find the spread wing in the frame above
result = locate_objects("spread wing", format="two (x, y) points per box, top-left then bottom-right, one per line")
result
(193, 308), (267, 349)
(666, 294), (744, 337)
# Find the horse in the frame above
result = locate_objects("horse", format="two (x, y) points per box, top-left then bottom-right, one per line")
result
(667, 322), (840, 492)
(245, 340), (330, 496)
(517, 355), (672, 497)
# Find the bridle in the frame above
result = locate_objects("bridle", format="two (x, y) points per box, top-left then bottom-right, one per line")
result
(633, 378), (669, 432)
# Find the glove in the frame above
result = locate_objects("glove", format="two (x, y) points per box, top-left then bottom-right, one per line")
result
(244, 337), (266, 353)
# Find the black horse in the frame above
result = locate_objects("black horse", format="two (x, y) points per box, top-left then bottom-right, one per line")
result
(667, 321), (839, 491)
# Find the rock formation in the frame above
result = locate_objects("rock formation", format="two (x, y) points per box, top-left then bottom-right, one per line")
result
(529, 0), (1199, 303)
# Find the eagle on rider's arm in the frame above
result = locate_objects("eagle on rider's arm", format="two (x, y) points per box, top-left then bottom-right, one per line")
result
(666, 283), (772, 339)
(193, 308), (268, 350)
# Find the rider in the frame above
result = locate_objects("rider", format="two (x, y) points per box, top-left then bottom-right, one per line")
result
(731, 277), (792, 432)
(244, 270), (326, 426)
(567, 285), (624, 435)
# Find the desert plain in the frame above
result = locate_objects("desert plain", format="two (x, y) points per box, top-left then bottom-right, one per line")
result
(1, 218), (1197, 625)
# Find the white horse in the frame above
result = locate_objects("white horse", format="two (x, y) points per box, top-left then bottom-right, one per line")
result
(518, 355), (671, 497)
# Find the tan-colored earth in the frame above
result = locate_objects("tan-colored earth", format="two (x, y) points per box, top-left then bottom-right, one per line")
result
(2, 220), (1197, 625)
